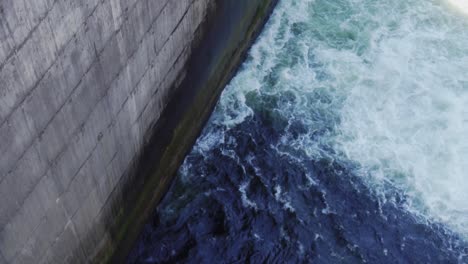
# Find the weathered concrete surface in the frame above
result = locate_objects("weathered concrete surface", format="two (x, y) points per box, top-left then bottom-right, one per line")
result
(0, 0), (277, 263)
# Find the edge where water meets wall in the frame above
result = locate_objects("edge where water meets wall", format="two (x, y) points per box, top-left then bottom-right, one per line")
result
(0, 0), (278, 263)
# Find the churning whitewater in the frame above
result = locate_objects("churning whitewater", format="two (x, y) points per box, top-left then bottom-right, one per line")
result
(130, 0), (468, 263)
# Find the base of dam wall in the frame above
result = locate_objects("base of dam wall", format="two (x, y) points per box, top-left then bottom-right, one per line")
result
(0, 0), (277, 263)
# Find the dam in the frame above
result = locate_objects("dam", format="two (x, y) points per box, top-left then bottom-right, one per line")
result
(0, 0), (277, 262)
(2, 0), (468, 263)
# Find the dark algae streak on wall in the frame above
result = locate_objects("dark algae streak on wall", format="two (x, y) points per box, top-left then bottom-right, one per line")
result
(105, 0), (279, 262)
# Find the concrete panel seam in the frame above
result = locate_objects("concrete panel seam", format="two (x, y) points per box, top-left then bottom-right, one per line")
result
(41, 0), (174, 191)
(0, 0), (174, 238)
(9, 198), (66, 263)
(0, 0), (166, 244)
(1, 13), (16, 57)
(55, 0), (192, 206)
(37, 219), (87, 263)
(0, 0), (107, 128)
(1, 0), (214, 261)
(170, 0), (196, 37)
(0, 0), (162, 186)
(0, 0), (59, 73)
(80, 1), (216, 258)
(0, 0), (105, 140)
(133, 45), (191, 126)
(93, 42), (191, 223)
(50, 26), (194, 261)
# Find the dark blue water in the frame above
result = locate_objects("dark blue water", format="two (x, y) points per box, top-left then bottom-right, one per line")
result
(128, 0), (468, 262)
(128, 111), (467, 263)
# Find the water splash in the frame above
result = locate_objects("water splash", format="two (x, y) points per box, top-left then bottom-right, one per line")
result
(215, 0), (468, 238)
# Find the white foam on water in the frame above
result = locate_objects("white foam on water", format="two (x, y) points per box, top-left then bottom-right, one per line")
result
(212, 0), (468, 239)
(330, 0), (468, 236)
(274, 185), (296, 212)
(447, 0), (468, 15)
(239, 181), (259, 210)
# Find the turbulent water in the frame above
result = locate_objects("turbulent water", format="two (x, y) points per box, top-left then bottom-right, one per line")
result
(129, 0), (468, 263)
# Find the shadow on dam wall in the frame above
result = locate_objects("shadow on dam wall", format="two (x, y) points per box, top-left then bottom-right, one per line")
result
(98, 0), (279, 262)
(0, 0), (277, 263)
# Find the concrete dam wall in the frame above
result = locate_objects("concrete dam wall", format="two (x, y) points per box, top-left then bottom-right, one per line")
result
(0, 0), (277, 263)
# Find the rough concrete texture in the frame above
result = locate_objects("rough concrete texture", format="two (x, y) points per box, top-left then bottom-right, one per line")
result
(0, 0), (277, 262)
